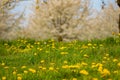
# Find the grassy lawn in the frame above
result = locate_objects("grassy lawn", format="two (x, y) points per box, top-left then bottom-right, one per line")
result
(0, 35), (120, 80)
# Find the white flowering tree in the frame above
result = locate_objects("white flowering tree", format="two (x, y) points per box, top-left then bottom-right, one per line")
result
(116, 0), (120, 33)
(27, 0), (91, 41)
(0, 0), (24, 40)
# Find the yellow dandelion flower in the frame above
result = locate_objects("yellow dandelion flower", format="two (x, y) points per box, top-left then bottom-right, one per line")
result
(17, 74), (22, 76)
(24, 70), (28, 74)
(59, 47), (66, 50)
(17, 76), (22, 80)
(60, 52), (68, 55)
(62, 65), (69, 69)
(50, 39), (55, 42)
(63, 61), (68, 64)
(101, 68), (110, 77)
(91, 65), (97, 68)
(4, 43), (8, 46)
(42, 67), (46, 70)
(1, 62), (5, 66)
(107, 58), (110, 61)
(99, 44), (103, 47)
(13, 67), (16, 69)
(83, 54), (89, 58)
(49, 67), (54, 71)
(113, 70), (118, 74)
(92, 46), (95, 49)
(13, 71), (17, 75)
(88, 43), (92, 46)
(34, 53), (37, 56)
(38, 66), (42, 69)
(31, 45), (34, 48)
(102, 61), (106, 64)
(82, 45), (88, 49)
(4, 66), (9, 69)
(40, 60), (45, 63)
(97, 63), (103, 67)
(37, 42), (40, 45)
(21, 66), (26, 69)
(117, 62), (120, 67)
(2, 76), (6, 80)
(92, 78), (98, 80)
(69, 65), (80, 69)
(92, 62), (96, 65)
(81, 62), (88, 66)
(29, 68), (36, 73)
(37, 48), (42, 51)
(91, 63), (97, 68)
(113, 59), (118, 62)
(52, 45), (55, 48)
(103, 57), (107, 59)
(72, 78), (77, 80)
(105, 54), (109, 57)
(118, 33), (120, 36)
(94, 44), (97, 46)
(98, 66), (103, 72)
(39, 48), (42, 51)
(80, 70), (89, 75)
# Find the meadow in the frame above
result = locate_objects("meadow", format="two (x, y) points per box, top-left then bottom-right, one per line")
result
(0, 34), (120, 80)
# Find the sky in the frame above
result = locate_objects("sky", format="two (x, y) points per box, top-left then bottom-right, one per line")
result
(91, 0), (117, 10)
(10, 0), (33, 27)
(11, 0), (33, 16)
(12, 0), (117, 15)
(11, 0), (118, 27)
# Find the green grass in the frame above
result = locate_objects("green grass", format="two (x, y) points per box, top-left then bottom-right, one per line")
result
(0, 36), (120, 80)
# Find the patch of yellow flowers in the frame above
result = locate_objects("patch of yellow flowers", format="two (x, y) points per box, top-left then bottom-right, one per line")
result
(80, 69), (89, 75)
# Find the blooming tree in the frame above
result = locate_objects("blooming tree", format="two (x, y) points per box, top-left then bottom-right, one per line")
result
(0, 0), (24, 39)
(27, 0), (91, 41)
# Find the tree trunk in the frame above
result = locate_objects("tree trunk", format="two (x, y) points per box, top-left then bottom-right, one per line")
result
(117, 0), (120, 7)
(57, 35), (63, 42)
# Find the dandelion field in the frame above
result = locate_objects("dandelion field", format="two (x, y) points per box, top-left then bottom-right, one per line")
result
(0, 35), (120, 80)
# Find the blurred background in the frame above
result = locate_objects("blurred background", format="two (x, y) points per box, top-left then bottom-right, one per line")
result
(0, 0), (120, 41)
